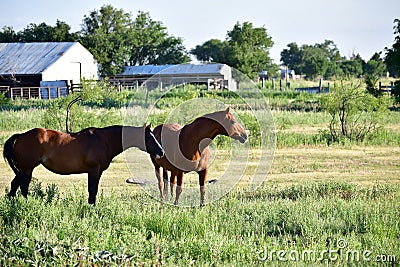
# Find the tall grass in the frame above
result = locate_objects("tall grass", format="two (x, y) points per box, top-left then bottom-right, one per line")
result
(0, 86), (399, 148)
(0, 85), (399, 266)
(0, 181), (398, 266)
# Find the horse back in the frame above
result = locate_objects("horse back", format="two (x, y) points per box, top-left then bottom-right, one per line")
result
(153, 123), (182, 141)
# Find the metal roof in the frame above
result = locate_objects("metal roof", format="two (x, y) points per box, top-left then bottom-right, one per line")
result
(0, 42), (76, 75)
(122, 64), (174, 75)
(122, 63), (227, 76)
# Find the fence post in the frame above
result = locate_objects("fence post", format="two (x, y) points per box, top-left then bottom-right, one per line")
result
(319, 78), (323, 93)
(48, 87), (51, 99)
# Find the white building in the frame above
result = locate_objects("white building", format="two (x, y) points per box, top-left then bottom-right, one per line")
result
(111, 63), (237, 91)
(0, 42), (98, 88)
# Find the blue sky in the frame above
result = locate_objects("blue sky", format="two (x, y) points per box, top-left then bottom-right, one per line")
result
(1, 0), (399, 63)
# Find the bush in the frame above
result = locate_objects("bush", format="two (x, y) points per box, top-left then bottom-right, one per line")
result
(392, 80), (400, 105)
(364, 74), (382, 97)
(0, 93), (12, 107)
(321, 80), (389, 143)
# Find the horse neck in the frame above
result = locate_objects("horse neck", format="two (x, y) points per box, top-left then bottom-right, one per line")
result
(122, 126), (145, 151)
(101, 126), (124, 158)
(182, 117), (224, 150)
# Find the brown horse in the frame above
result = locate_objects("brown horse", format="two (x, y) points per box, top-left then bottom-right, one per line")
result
(150, 107), (247, 206)
(3, 125), (164, 204)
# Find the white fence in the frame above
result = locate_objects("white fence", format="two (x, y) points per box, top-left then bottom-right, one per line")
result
(1, 86), (69, 100)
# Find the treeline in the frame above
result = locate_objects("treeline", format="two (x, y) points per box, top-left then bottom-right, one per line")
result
(280, 40), (386, 80)
(0, 5), (190, 77)
(0, 5), (399, 80)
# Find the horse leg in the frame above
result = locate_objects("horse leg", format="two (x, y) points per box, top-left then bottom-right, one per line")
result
(170, 171), (177, 197)
(88, 168), (102, 205)
(19, 171), (33, 198)
(155, 166), (164, 201)
(8, 173), (23, 197)
(8, 174), (21, 197)
(198, 169), (208, 207)
(163, 169), (169, 199)
(8, 170), (33, 198)
(174, 172), (184, 206)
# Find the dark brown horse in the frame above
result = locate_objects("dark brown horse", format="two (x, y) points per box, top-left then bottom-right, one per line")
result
(150, 107), (247, 206)
(3, 125), (164, 204)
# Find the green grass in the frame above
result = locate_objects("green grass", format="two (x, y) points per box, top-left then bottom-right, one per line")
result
(0, 182), (398, 266)
(0, 85), (399, 265)
(0, 106), (400, 150)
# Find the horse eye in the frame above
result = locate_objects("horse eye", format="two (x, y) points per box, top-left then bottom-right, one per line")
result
(231, 120), (236, 124)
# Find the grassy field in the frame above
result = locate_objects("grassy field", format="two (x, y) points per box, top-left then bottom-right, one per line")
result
(1, 145), (399, 266)
(0, 87), (399, 266)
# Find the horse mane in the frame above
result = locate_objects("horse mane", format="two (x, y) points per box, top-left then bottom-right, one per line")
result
(191, 110), (225, 124)
(70, 127), (96, 136)
(71, 125), (122, 136)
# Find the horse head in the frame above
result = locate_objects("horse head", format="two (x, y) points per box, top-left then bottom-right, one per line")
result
(144, 124), (164, 158)
(210, 107), (248, 143)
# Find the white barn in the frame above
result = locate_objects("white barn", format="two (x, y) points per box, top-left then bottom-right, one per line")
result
(0, 42), (98, 92)
(111, 63), (237, 91)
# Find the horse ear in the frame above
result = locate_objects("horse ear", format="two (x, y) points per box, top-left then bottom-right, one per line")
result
(226, 106), (231, 113)
(146, 123), (152, 129)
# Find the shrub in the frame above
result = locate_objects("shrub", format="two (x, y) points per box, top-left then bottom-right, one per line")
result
(392, 80), (400, 105)
(321, 80), (388, 143)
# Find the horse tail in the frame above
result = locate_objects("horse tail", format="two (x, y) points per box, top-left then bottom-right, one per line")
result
(3, 133), (22, 174)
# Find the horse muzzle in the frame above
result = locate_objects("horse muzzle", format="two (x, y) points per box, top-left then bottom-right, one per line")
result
(155, 150), (165, 159)
(231, 132), (248, 143)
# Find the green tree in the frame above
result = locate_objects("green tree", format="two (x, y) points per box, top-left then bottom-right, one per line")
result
(364, 53), (387, 97)
(0, 26), (19, 42)
(316, 40), (341, 62)
(280, 40), (343, 79)
(80, 6), (189, 77)
(226, 22), (277, 79)
(127, 11), (189, 66)
(301, 45), (329, 79)
(339, 54), (364, 78)
(384, 18), (400, 77)
(51, 20), (78, 42)
(80, 5), (132, 76)
(19, 22), (55, 41)
(0, 21), (78, 42)
(321, 80), (387, 143)
(392, 80), (400, 104)
(153, 36), (190, 65)
(364, 53), (386, 76)
(324, 62), (344, 79)
(191, 21), (277, 79)
(280, 42), (303, 74)
(190, 39), (229, 63)
(364, 74), (381, 97)
(18, 21), (78, 42)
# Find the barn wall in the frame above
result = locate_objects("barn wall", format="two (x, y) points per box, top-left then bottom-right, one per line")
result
(41, 43), (98, 84)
